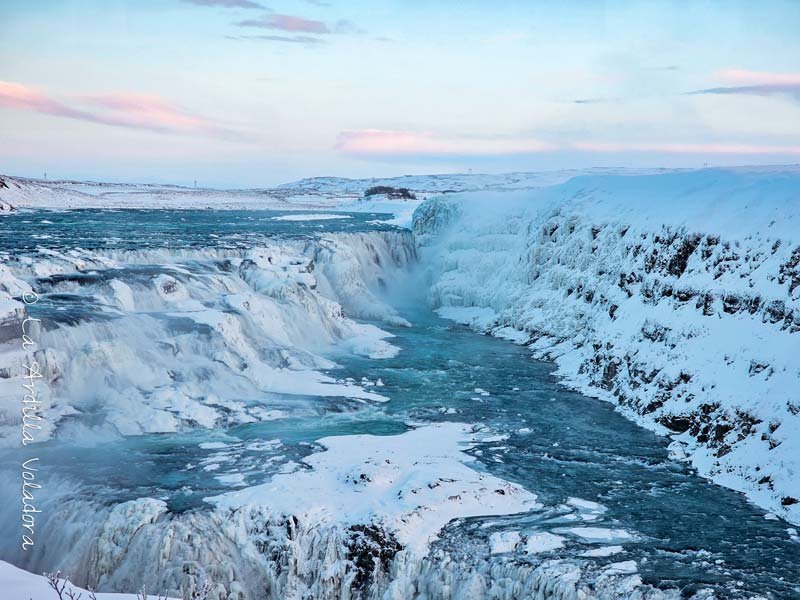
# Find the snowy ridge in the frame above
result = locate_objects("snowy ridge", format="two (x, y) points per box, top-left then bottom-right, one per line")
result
(0, 174), (326, 210)
(278, 168), (683, 196)
(415, 168), (800, 524)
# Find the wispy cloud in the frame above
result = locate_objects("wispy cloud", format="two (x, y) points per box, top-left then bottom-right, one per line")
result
(333, 19), (364, 34)
(0, 80), (101, 121)
(570, 141), (800, 155)
(688, 69), (800, 101)
(230, 34), (324, 44)
(0, 81), (247, 140)
(182, 0), (265, 8)
(336, 129), (800, 158)
(236, 13), (329, 33)
(573, 97), (619, 105)
(717, 69), (800, 86)
(336, 130), (556, 156)
(234, 13), (364, 36)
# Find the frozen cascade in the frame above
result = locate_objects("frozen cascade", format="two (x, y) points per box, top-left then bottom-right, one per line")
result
(0, 230), (415, 443)
(0, 487), (691, 600)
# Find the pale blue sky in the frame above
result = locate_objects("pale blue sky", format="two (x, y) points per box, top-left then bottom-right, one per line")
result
(1, 1), (799, 187)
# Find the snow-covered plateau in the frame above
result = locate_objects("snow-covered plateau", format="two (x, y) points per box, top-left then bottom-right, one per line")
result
(1, 166), (799, 600)
(0, 168), (675, 219)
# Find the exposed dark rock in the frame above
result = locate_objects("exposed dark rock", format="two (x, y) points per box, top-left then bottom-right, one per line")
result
(347, 524), (403, 591)
(764, 300), (786, 324)
(778, 246), (800, 295)
(659, 415), (692, 433)
(668, 234), (702, 277)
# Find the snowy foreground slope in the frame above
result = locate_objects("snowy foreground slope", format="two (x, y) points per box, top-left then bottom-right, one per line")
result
(0, 561), (178, 600)
(415, 168), (800, 524)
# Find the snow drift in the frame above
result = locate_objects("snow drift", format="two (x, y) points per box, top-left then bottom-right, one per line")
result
(414, 168), (800, 524)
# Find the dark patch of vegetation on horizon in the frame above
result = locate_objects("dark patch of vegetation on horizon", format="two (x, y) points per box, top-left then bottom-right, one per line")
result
(364, 186), (416, 200)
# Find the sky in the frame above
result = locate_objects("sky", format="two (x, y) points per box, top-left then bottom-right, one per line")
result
(1, 0), (800, 187)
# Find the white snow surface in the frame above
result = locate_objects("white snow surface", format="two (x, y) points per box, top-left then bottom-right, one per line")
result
(489, 530), (522, 554)
(581, 545), (625, 558)
(524, 531), (567, 554)
(208, 422), (541, 554)
(415, 167), (800, 524)
(270, 213), (352, 221)
(0, 560), (178, 599)
(555, 527), (637, 544)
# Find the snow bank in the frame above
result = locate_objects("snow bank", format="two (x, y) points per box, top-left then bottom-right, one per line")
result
(208, 422), (541, 554)
(415, 167), (800, 524)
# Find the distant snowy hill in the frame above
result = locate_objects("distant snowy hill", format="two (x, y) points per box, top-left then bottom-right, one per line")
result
(277, 168), (661, 195)
(0, 174), (309, 211)
(1, 167), (681, 212)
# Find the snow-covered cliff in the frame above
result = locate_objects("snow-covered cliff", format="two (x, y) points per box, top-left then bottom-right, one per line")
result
(414, 168), (800, 524)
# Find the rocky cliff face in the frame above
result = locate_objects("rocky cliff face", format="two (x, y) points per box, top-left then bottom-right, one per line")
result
(414, 169), (800, 524)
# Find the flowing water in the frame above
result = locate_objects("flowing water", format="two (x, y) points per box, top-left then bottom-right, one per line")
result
(1, 210), (798, 599)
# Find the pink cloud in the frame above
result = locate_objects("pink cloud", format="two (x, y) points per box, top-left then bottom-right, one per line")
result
(571, 141), (800, 155)
(182, 0), (263, 8)
(0, 80), (99, 121)
(336, 130), (556, 156)
(716, 69), (800, 86)
(80, 93), (221, 135)
(182, 0), (263, 7)
(236, 14), (330, 34)
(0, 81), (245, 140)
(688, 69), (800, 101)
(336, 129), (800, 158)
